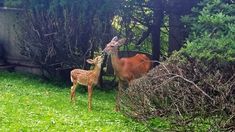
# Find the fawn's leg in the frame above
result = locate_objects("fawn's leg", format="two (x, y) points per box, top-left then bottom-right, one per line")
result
(88, 84), (93, 111)
(70, 82), (77, 103)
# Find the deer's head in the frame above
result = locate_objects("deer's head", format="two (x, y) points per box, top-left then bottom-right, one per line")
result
(103, 36), (126, 55)
(86, 55), (103, 68)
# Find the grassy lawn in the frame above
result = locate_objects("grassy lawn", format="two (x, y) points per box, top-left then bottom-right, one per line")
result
(0, 71), (218, 131)
(0, 71), (150, 131)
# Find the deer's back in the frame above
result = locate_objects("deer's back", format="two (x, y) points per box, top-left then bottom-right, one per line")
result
(70, 69), (98, 86)
(119, 53), (151, 81)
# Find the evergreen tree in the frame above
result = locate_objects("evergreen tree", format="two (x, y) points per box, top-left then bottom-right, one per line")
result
(182, 0), (235, 63)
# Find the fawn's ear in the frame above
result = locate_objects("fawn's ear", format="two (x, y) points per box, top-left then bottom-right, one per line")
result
(116, 38), (126, 46)
(111, 36), (118, 42)
(86, 59), (94, 64)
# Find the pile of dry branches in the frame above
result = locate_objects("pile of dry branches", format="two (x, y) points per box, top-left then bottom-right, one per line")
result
(120, 54), (235, 128)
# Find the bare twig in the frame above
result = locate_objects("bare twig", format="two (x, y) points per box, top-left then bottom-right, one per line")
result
(44, 32), (57, 37)
(223, 114), (235, 128)
(171, 73), (215, 103)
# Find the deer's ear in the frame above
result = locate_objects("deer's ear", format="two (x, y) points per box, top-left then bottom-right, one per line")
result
(111, 36), (118, 42)
(116, 38), (126, 46)
(86, 59), (94, 64)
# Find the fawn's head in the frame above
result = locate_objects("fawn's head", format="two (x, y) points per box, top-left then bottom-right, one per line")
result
(103, 36), (126, 55)
(86, 55), (103, 68)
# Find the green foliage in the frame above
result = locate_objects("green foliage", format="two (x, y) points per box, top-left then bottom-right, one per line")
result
(182, 0), (235, 63)
(147, 117), (171, 131)
(113, 0), (169, 56)
(160, 16), (170, 57)
(4, 0), (23, 7)
(112, 13), (153, 54)
(148, 116), (221, 131)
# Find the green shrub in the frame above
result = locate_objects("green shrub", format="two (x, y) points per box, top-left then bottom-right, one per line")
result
(182, 0), (235, 63)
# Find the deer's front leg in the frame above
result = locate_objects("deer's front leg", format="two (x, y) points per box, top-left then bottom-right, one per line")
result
(87, 84), (93, 111)
(115, 81), (122, 112)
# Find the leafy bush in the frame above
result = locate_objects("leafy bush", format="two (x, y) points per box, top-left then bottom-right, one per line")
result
(182, 0), (235, 63)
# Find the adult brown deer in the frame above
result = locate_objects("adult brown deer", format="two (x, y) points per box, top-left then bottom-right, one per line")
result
(103, 36), (152, 111)
(70, 55), (103, 111)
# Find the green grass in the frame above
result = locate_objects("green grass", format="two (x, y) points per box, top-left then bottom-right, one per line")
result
(0, 71), (149, 131)
(0, 71), (220, 131)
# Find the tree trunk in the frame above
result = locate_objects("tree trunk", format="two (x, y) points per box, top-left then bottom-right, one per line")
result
(151, 0), (164, 67)
(98, 13), (114, 88)
(168, 0), (198, 53)
(168, 14), (186, 52)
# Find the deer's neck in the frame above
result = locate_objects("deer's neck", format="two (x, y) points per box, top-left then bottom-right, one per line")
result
(110, 51), (122, 74)
(93, 64), (102, 76)
(91, 64), (102, 84)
